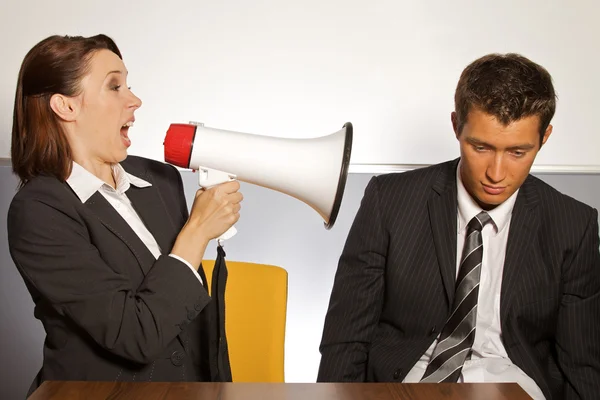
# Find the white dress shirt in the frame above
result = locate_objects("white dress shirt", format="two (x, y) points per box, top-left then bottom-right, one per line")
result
(66, 162), (202, 284)
(403, 163), (545, 399)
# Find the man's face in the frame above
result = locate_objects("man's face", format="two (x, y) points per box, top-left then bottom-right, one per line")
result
(453, 108), (552, 210)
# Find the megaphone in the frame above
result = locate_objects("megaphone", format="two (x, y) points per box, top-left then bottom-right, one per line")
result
(164, 122), (353, 241)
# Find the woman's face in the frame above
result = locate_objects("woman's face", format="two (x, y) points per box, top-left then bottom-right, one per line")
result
(69, 49), (142, 165)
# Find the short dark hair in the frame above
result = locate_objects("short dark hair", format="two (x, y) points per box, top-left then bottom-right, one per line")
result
(454, 53), (556, 146)
(11, 34), (122, 187)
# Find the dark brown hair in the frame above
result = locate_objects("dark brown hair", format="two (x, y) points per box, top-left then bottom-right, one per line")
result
(11, 34), (122, 187)
(454, 53), (556, 146)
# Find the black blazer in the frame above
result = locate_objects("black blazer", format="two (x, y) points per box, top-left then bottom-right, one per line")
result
(8, 156), (219, 396)
(318, 159), (600, 400)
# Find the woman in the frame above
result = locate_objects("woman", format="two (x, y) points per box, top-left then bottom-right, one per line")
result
(7, 34), (242, 395)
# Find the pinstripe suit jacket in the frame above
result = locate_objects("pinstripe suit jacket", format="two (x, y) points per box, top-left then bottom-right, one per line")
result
(8, 156), (221, 397)
(318, 159), (600, 400)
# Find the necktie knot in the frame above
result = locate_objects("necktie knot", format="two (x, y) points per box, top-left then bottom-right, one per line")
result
(468, 211), (492, 233)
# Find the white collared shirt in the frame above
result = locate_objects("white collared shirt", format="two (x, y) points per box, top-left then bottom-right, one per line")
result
(403, 163), (544, 400)
(67, 162), (202, 284)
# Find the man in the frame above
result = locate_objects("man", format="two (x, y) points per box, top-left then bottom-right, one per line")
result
(317, 53), (600, 400)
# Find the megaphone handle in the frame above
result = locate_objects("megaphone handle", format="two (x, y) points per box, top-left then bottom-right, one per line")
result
(198, 167), (239, 242)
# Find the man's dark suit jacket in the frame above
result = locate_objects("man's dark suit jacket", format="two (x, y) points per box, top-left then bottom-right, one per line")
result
(7, 156), (220, 396)
(318, 159), (600, 400)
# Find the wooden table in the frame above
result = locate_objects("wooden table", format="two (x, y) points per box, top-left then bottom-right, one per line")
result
(29, 381), (532, 399)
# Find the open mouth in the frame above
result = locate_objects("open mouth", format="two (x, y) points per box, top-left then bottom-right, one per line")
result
(120, 121), (133, 147)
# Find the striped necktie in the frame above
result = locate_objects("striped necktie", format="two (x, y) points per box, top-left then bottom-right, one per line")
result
(420, 211), (492, 383)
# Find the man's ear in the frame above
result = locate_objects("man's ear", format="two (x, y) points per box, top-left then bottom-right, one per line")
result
(49, 94), (79, 122)
(451, 112), (460, 139)
(540, 124), (553, 147)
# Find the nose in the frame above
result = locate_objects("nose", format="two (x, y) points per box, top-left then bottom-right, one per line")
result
(486, 153), (506, 183)
(128, 88), (142, 109)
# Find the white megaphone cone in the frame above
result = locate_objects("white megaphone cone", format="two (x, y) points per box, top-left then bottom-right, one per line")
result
(164, 122), (353, 241)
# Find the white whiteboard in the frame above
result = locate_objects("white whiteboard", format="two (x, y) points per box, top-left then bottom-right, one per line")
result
(2, 0), (599, 173)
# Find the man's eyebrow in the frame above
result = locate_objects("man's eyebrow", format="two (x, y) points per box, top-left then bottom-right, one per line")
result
(466, 137), (535, 150)
(507, 143), (536, 150)
(467, 137), (494, 148)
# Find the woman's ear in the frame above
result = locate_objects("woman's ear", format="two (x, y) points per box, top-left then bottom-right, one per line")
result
(49, 94), (79, 122)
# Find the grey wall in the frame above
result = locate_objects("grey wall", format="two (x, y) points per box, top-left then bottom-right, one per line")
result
(1, 162), (599, 399)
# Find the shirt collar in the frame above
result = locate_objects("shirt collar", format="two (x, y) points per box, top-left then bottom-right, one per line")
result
(67, 162), (151, 203)
(456, 161), (518, 235)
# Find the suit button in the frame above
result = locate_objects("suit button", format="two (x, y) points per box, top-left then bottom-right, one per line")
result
(393, 369), (401, 380)
(194, 303), (202, 311)
(187, 310), (196, 320)
(171, 351), (185, 366)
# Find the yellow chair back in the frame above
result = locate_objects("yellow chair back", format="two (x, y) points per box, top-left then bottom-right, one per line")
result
(202, 260), (288, 382)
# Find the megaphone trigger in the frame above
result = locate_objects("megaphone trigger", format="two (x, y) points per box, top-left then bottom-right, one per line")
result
(198, 167), (237, 189)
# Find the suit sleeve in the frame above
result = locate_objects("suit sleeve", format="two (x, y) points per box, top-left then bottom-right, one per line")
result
(556, 208), (600, 399)
(317, 176), (388, 382)
(7, 185), (211, 366)
(165, 164), (204, 283)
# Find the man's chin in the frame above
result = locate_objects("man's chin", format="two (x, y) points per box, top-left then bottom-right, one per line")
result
(475, 192), (506, 211)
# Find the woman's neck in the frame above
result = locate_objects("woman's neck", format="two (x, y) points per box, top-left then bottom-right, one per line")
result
(75, 158), (116, 189)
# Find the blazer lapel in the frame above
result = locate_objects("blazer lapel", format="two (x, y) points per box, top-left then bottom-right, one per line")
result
(126, 183), (177, 257)
(428, 160), (459, 304)
(500, 176), (540, 325)
(85, 192), (156, 275)
(119, 162), (180, 257)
